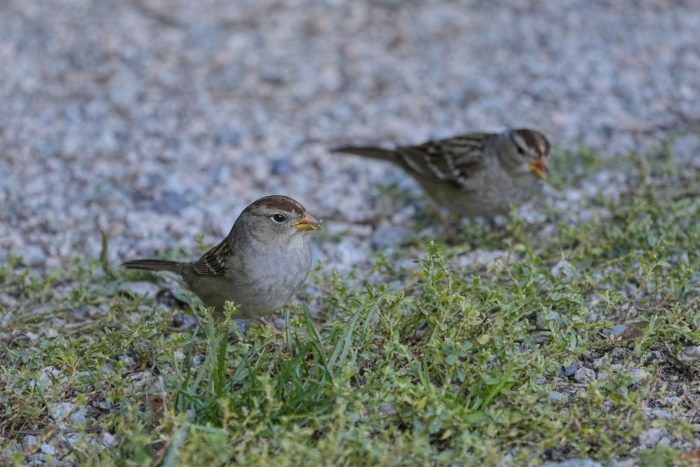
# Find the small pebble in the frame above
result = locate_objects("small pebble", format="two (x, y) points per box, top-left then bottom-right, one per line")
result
(639, 427), (665, 447)
(40, 443), (56, 456)
(215, 124), (241, 147)
(102, 432), (117, 447)
(680, 345), (700, 362)
(379, 402), (397, 417)
(154, 190), (190, 214)
(560, 363), (581, 378)
(548, 391), (566, 403)
(50, 402), (74, 421)
(630, 368), (647, 383)
(609, 325), (628, 337)
(25, 332), (39, 343)
(270, 159), (294, 176)
(22, 435), (38, 452)
(574, 367), (596, 383)
(645, 408), (673, 421)
(70, 406), (89, 424)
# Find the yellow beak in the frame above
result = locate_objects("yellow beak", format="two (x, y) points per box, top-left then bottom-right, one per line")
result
(530, 158), (548, 179)
(294, 212), (321, 231)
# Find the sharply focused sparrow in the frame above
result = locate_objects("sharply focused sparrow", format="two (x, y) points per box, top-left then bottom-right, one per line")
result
(123, 195), (321, 318)
(333, 129), (551, 217)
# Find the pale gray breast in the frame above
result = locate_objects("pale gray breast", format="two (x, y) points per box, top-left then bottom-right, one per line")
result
(226, 236), (312, 315)
(477, 165), (544, 214)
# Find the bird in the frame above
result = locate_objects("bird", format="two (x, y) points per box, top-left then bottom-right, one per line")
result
(122, 195), (321, 319)
(332, 129), (551, 217)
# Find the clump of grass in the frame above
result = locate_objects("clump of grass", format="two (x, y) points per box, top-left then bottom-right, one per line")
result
(2, 139), (700, 464)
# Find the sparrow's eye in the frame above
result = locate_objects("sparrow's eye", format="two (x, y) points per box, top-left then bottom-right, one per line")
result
(516, 145), (527, 156)
(271, 213), (287, 223)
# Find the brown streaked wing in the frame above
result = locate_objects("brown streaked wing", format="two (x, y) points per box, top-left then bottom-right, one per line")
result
(191, 239), (231, 276)
(396, 133), (489, 185)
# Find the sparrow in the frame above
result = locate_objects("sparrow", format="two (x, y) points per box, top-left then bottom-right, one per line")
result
(333, 129), (550, 217)
(123, 195), (321, 318)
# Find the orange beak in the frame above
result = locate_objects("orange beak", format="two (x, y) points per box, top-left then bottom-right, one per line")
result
(294, 212), (321, 232)
(530, 158), (548, 179)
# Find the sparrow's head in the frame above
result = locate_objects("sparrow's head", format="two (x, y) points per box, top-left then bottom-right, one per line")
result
(238, 195), (321, 244)
(500, 129), (550, 179)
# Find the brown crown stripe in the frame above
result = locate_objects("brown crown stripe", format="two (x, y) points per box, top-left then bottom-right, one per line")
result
(513, 129), (550, 157)
(245, 195), (306, 215)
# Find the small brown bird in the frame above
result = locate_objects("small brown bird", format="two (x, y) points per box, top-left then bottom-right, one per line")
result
(333, 129), (551, 217)
(123, 195), (321, 318)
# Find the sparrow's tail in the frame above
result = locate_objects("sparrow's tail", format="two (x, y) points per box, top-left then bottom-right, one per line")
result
(122, 259), (184, 273)
(331, 145), (400, 163)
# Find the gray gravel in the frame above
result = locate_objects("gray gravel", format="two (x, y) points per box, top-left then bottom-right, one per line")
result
(2, 0), (700, 272)
(3, 2), (700, 462)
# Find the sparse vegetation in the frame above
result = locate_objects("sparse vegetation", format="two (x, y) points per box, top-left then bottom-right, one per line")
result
(2, 141), (700, 465)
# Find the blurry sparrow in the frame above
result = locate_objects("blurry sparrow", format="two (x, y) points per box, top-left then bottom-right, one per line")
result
(333, 129), (550, 217)
(123, 195), (321, 318)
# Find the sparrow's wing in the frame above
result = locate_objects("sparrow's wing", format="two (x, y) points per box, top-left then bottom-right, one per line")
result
(396, 133), (491, 187)
(191, 239), (231, 276)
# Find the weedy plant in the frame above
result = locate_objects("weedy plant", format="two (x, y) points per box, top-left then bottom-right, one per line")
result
(1, 139), (700, 465)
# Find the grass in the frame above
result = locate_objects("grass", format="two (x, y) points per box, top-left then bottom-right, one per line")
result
(2, 138), (700, 465)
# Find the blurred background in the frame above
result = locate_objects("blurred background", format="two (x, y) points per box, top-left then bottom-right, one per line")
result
(1, 0), (699, 270)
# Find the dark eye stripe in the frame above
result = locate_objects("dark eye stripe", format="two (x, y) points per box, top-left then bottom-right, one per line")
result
(511, 129), (551, 158)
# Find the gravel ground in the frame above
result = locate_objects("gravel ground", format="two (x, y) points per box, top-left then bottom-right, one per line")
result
(3, 2), (700, 463)
(2, 0), (700, 270)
